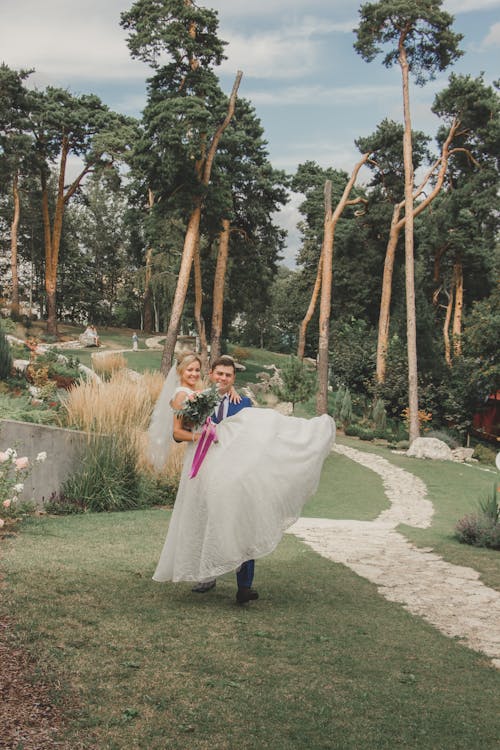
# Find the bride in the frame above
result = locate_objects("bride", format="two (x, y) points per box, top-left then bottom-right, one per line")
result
(148, 351), (335, 596)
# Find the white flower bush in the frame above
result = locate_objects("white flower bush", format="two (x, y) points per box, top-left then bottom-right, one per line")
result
(0, 447), (47, 522)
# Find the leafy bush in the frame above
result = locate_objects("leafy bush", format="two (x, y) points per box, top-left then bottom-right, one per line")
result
(472, 443), (496, 465)
(0, 318), (16, 334)
(344, 423), (375, 441)
(273, 357), (316, 412)
(372, 398), (387, 432)
(339, 389), (353, 428)
(0, 327), (13, 380)
(231, 347), (250, 363)
(62, 435), (144, 513)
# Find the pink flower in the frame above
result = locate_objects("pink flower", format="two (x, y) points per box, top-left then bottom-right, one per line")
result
(0, 452), (9, 463)
(0, 519), (4, 528)
(15, 457), (29, 470)
(3, 499), (11, 509)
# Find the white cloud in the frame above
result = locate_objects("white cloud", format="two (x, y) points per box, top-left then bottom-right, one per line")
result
(445, 0), (500, 11)
(221, 17), (353, 80)
(482, 21), (500, 46)
(245, 83), (401, 106)
(0, 1), (149, 82)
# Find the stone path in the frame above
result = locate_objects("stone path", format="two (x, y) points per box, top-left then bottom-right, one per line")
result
(287, 443), (500, 669)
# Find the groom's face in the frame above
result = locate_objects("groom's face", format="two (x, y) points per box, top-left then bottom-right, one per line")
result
(210, 364), (235, 395)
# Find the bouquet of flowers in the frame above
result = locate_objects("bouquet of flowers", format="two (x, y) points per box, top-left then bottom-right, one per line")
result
(174, 386), (219, 429)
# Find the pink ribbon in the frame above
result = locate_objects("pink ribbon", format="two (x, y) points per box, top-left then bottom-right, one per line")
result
(189, 417), (218, 479)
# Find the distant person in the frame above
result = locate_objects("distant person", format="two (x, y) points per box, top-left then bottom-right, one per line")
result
(90, 325), (100, 346)
(132, 332), (139, 351)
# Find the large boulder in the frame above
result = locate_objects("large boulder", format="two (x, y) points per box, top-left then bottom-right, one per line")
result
(407, 437), (453, 461)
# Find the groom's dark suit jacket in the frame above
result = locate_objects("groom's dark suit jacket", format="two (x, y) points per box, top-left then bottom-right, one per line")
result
(212, 395), (252, 423)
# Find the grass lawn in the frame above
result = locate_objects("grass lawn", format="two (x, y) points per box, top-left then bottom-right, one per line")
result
(2, 439), (500, 749)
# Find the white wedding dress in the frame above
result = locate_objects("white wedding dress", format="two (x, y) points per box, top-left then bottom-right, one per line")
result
(152, 386), (335, 583)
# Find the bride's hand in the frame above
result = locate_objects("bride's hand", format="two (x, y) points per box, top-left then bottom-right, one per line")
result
(228, 386), (241, 404)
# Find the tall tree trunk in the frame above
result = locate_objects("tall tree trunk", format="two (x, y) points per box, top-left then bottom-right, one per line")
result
(316, 154), (370, 414)
(143, 246), (154, 332)
(41, 136), (91, 336)
(375, 204), (401, 382)
(210, 218), (230, 362)
(375, 124), (460, 385)
(10, 171), (21, 318)
(161, 200), (202, 371)
(193, 238), (209, 371)
(452, 259), (463, 356)
(160, 72), (243, 373)
(316, 181), (333, 416)
(143, 189), (155, 332)
(443, 288), (453, 366)
(297, 251), (323, 360)
(399, 41), (419, 444)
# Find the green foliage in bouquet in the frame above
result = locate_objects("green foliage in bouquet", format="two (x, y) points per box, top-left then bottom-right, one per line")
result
(174, 386), (219, 428)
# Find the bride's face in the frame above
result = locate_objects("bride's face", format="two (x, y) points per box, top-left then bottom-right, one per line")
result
(181, 360), (201, 388)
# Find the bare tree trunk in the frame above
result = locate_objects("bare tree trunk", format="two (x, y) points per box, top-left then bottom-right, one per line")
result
(297, 251), (323, 360)
(144, 246), (154, 333)
(160, 200), (202, 372)
(10, 171), (21, 318)
(316, 153), (370, 415)
(316, 181), (333, 416)
(443, 288), (453, 366)
(375, 122), (460, 385)
(210, 218), (230, 362)
(193, 238), (209, 371)
(143, 189), (155, 332)
(41, 136), (92, 336)
(452, 260), (463, 356)
(375, 204), (401, 382)
(160, 72), (243, 374)
(399, 42), (419, 444)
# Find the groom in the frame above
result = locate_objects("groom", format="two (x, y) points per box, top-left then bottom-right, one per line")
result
(191, 355), (258, 604)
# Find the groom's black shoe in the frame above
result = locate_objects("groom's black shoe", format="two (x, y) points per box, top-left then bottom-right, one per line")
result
(236, 587), (259, 604)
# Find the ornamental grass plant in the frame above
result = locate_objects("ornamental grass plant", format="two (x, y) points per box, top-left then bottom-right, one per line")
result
(61, 370), (180, 511)
(90, 351), (127, 378)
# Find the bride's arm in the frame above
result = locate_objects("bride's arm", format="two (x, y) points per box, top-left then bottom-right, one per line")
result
(171, 390), (201, 443)
(228, 386), (242, 404)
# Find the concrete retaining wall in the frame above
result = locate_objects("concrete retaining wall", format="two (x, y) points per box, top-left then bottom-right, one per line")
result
(0, 419), (88, 505)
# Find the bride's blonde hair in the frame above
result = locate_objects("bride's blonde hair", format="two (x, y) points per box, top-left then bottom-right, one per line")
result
(176, 351), (203, 388)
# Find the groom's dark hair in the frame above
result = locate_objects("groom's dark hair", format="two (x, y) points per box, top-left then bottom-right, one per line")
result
(210, 355), (236, 373)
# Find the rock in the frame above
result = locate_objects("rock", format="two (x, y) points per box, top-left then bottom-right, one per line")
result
(451, 447), (475, 463)
(407, 437), (453, 461)
(13, 359), (30, 372)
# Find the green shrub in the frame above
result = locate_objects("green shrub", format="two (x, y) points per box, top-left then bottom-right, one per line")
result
(472, 443), (496, 465)
(334, 386), (346, 420)
(372, 398), (387, 432)
(231, 347), (250, 363)
(62, 435), (144, 512)
(455, 485), (500, 550)
(274, 357), (316, 412)
(339, 389), (353, 428)
(0, 328), (13, 380)
(357, 427), (375, 441)
(0, 318), (16, 334)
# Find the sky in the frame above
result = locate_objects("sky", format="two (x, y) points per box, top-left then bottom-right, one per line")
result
(1, 0), (499, 265)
